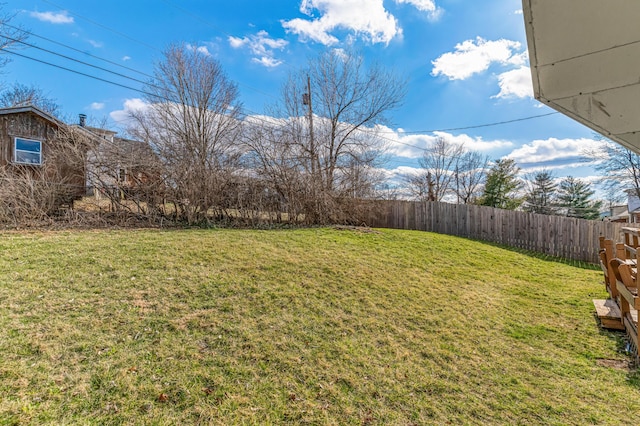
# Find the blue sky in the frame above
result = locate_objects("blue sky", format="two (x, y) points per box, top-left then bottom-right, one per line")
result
(2, 0), (604, 189)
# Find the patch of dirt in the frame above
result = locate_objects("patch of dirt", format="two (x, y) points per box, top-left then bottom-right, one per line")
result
(131, 291), (155, 314)
(596, 358), (633, 371)
(173, 309), (216, 331)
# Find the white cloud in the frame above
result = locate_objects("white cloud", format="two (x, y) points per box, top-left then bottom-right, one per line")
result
(89, 102), (105, 111)
(493, 66), (534, 99)
(395, 0), (443, 21)
(377, 125), (513, 158)
(229, 30), (288, 67)
(29, 10), (74, 24)
(122, 56), (131, 61)
(186, 44), (211, 56)
(392, 165), (422, 177)
(431, 37), (524, 80)
(281, 0), (400, 46)
(517, 163), (590, 174)
(109, 98), (149, 123)
(87, 39), (103, 48)
(514, 9), (523, 15)
(252, 56), (283, 68)
(228, 37), (244, 49)
(433, 132), (514, 152)
(395, 0), (435, 12)
(507, 51), (528, 67)
(507, 137), (601, 165)
(332, 48), (349, 61)
(375, 164), (422, 184)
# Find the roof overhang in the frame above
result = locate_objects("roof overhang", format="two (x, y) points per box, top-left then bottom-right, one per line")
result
(522, 0), (640, 153)
(0, 105), (62, 127)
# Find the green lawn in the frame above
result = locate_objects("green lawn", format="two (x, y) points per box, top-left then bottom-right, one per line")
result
(0, 228), (637, 425)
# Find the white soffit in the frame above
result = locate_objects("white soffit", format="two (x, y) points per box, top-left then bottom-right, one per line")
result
(522, 0), (640, 153)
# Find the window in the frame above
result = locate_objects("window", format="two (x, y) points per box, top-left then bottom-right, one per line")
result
(14, 137), (42, 165)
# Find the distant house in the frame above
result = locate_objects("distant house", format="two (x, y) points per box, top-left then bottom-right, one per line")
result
(601, 191), (640, 223)
(0, 105), (161, 213)
(0, 105), (95, 205)
(603, 205), (632, 223)
(81, 123), (162, 203)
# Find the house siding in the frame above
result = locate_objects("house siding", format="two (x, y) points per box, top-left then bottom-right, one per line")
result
(0, 111), (58, 166)
(0, 108), (89, 202)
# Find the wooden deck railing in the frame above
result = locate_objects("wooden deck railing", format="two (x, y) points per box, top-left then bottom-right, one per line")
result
(597, 228), (640, 361)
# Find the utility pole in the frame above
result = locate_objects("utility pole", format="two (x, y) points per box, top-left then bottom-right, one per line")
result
(427, 171), (435, 202)
(455, 165), (460, 204)
(303, 75), (319, 220)
(303, 75), (316, 180)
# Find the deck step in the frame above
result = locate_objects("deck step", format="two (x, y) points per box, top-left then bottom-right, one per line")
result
(593, 299), (625, 330)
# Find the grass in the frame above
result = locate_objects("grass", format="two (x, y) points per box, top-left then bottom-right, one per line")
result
(0, 227), (638, 425)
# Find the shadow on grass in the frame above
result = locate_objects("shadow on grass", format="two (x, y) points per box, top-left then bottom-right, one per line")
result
(472, 239), (599, 271)
(466, 236), (639, 384)
(594, 323), (640, 386)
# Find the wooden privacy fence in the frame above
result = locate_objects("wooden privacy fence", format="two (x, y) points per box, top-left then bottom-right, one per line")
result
(367, 201), (640, 264)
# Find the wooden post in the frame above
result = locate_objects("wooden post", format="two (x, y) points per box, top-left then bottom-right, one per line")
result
(604, 240), (620, 299)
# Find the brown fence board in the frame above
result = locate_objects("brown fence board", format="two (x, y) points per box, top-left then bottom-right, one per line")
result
(368, 201), (639, 264)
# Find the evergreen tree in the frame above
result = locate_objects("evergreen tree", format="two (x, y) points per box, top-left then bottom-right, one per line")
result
(479, 158), (522, 210)
(557, 176), (603, 219)
(524, 170), (558, 215)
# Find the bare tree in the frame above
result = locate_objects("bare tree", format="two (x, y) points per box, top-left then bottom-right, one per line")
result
(584, 139), (640, 198)
(454, 150), (489, 204)
(0, 124), (90, 224)
(128, 43), (243, 224)
(415, 136), (465, 201)
(256, 49), (406, 223)
(0, 8), (27, 72)
(0, 83), (60, 116)
(404, 170), (434, 201)
(405, 138), (488, 203)
(242, 117), (307, 222)
(86, 133), (165, 218)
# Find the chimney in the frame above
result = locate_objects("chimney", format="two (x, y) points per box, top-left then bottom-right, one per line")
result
(79, 113), (87, 127)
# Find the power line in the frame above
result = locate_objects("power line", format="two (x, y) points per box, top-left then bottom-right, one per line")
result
(1, 49), (168, 102)
(395, 112), (560, 134)
(5, 24), (276, 104)
(40, 0), (160, 52)
(351, 112), (563, 157)
(30, 0), (558, 138)
(158, 0), (559, 135)
(1, 25), (278, 113)
(2, 45), (560, 156)
(3, 23), (153, 79)
(1, 46), (569, 174)
(0, 26), (560, 149)
(35, 2), (280, 102)
(2, 35), (151, 88)
(0, 47), (287, 131)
